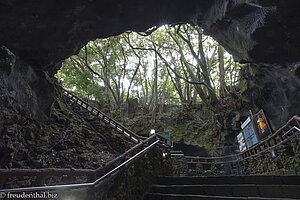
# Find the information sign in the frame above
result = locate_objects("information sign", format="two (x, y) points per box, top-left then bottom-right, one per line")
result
(157, 131), (171, 145)
(252, 110), (272, 141)
(237, 132), (247, 152)
(241, 117), (258, 148)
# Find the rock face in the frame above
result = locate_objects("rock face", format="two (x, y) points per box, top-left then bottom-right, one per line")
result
(241, 64), (300, 130)
(0, 46), (56, 121)
(1, 1), (300, 66)
(0, 0), (299, 124)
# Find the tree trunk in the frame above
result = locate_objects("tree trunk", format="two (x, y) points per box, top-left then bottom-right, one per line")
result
(151, 52), (158, 123)
(218, 44), (226, 97)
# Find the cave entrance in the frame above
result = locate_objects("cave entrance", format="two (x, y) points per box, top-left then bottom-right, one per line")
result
(56, 23), (244, 155)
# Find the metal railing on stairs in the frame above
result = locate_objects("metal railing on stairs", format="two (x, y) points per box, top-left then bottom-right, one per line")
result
(0, 88), (170, 195)
(0, 134), (168, 194)
(171, 115), (300, 166)
(63, 89), (144, 144)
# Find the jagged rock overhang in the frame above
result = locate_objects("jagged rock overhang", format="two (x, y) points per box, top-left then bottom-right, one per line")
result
(0, 0), (299, 124)
(0, 0), (299, 69)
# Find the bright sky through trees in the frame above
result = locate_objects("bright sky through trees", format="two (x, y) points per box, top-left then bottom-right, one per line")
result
(56, 24), (243, 109)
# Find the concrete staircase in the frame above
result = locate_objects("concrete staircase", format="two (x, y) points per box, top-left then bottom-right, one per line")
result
(144, 176), (300, 199)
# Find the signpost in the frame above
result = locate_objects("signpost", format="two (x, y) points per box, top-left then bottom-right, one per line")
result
(237, 132), (247, 152)
(237, 109), (272, 151)
(157, 131), (171, 146)
(241, 116), (259, 148)
(252, 109), (272, 141)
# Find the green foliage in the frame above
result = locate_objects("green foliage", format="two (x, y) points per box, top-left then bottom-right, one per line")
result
(57, 24), (242, 107)
(56, 24), (245, 150)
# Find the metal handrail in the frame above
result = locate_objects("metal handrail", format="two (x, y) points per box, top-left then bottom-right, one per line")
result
(63, 89), (142, 143)
(184, 126), (299, 163)
(171, 116), (300, 165)
(240, 126), (300, 161)
(0, 134), (167, 178)
(240, 115), (300, 159)
(0, 90), (170, 193)
(243, 116), (300, 153)
(0, 140), (160, 193)
(0, 168), (95, 177)
(93, 140), (159, 186)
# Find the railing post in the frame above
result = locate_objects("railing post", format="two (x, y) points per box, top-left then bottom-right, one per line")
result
(247, 151), (250, 158)
(33, 175), (46, 187)
(270, 138), (276, 146)
(0, 177), (6, 189)
(62, 175), (75, 184)
(277, 134), (283, 142)
(296, 118), (300, 128)
(62, 90), (146, 144)
(72, 97), (77, 103)
(122, 129), (126, 138)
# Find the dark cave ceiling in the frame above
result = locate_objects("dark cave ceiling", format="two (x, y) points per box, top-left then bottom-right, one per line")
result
(0, 0), (299, 128)
(0, 0), (300, 71)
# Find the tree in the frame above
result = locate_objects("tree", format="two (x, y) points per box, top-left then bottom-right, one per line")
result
(57, 23), (243, 114)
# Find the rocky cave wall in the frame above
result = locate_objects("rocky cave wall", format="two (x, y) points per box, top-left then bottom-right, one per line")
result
(241, 64), (300, 130)
(0, 0), (300, 129)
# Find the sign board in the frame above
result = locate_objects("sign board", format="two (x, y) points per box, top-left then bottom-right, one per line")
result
(252, 110), (272, 141)
(157, 131), (171, 146)
(237, 132), (247, 152)
(241, 117), (258, 148)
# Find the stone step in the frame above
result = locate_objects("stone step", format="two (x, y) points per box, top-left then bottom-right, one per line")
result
(150, 184), (300, 199)
(156, 175), (300, 185)
(144, 193), (299, 200)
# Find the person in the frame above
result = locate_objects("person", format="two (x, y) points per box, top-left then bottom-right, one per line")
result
(222, 143), (243, 175)
(235, 151), (243, 176)
(222, 143), (235, 175)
